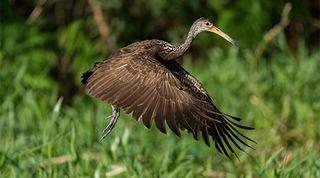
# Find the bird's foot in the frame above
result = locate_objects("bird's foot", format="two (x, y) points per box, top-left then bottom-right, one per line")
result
(100, 105), (120, 141)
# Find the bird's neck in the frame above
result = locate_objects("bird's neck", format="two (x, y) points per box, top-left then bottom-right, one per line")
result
(177, 29), (195, 55)
(157, 26), (196, 60)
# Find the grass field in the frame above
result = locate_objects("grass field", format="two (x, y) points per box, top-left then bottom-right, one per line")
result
(1, 23), (320, 177)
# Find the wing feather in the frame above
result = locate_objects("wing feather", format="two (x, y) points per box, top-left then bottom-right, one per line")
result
(165, 100), (181, 136)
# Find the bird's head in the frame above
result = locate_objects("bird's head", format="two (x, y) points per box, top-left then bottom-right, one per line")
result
(192, 17), (236, 45)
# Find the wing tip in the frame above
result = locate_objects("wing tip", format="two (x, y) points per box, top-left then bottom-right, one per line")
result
(81, 70), (94, 84)
(200, 110), (256, 158)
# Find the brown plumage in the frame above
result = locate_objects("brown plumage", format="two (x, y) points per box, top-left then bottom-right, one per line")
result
(82, 17), (255, 158)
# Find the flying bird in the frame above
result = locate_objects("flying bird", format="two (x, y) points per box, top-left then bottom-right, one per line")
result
(82, 17), (255, 158)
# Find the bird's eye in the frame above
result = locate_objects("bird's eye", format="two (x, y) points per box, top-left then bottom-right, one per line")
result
(206, 22), (210, 26)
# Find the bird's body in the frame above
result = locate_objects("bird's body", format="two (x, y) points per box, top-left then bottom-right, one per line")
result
(82, 18), (254, 158)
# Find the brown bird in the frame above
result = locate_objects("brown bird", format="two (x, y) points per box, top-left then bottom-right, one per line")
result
(82, 17), (255, 158)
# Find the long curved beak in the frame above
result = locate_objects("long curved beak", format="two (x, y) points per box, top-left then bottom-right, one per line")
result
(208, 26), (236, 46)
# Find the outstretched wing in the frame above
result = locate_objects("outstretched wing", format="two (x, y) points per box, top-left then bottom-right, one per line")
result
(82, 52), (254, 158)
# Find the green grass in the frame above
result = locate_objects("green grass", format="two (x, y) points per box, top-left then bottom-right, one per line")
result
(0, 44), (320, 177)
(1, 23), (320, 177)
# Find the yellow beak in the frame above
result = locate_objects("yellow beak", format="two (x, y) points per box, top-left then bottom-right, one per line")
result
(208, 26), (236, 46)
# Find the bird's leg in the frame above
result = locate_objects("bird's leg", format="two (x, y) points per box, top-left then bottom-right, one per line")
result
(100, 105), (120, 141)
(104, 115), (113, 120)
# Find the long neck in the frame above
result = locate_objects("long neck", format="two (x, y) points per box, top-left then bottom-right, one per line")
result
(157, 25), (196, 60)
(176, 28), (195, 55)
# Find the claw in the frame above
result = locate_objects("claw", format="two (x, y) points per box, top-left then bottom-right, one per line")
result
(100, 105), (120, 141)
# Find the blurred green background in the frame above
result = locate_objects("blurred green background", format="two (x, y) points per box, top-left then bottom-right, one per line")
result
(1, 0), (320, 177)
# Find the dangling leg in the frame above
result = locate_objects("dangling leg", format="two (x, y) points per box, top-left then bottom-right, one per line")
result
(100, 105), (120, 141)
